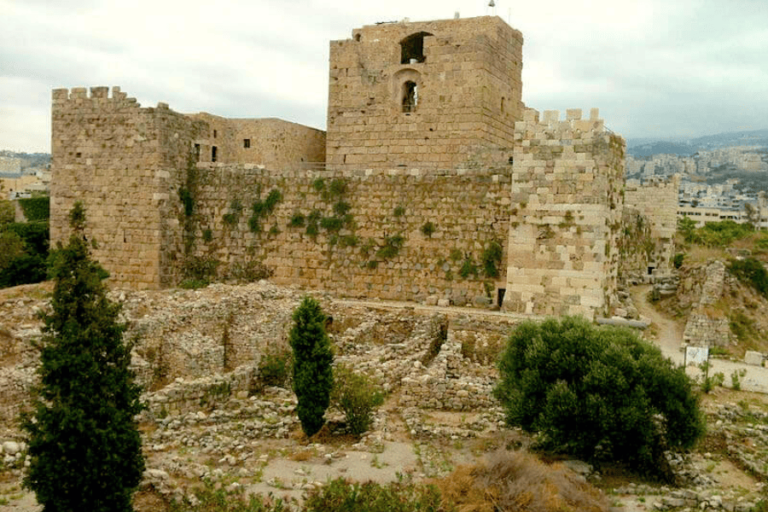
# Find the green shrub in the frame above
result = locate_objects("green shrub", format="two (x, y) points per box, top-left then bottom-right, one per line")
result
(481, 240), (503, 278)
(258, 350), (291, 388)
(0, 200), (15, 226)
(728, 258), (768, 298)
(459, 255), (478, 279)
(332, 365), (385, 436)
(202, 229), (213, 243)
(684, 220), (753, 247)
(170, 480), (288, 511)
(393, 206), (405, 217)
(289, 213), (305, 228)
(0, 230), (26, 271)
(320, 216), (344, 232)
(333, 201), (351, 216)
(376, 235), (405, 260)
(0, 254), (47, 287)
(290, 297), (334, 437)
(312, 178), (325, 192)
(303, 477), (443, 512)
(673, 253), (685, 269)
(5, 221), (49, 257)
(228, 260), (273, 282)
(421, 221), (436, 238)
(183, 256), (219, 283)
(494, 316), (705, 478)
(731, 369), (747, 391)
(699, 361), (725, 394)
(449, 248), (463, 262)
(328, 178), (347, 197)
(18, 197), (50, 221)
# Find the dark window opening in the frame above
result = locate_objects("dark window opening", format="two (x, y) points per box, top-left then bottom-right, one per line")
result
(194, 144), (201, 162)
(508, 156), (514, 165)
(212, 146), (218, 162)
(244, 139), (251, 148)
(400, 32), (432, 64)
(402, 81), (418, 113)
(354, 33), (361, 42)
(501, 97), (506, 114)
(497, 288), (506, 307)
(213, 129), (217, 138)
(75, 152), (82, 158)
(647, 266), (655, 275)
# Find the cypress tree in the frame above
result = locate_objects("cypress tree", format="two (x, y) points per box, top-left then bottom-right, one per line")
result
(23, 203), (145, 511)
(289, 296), (334, 437)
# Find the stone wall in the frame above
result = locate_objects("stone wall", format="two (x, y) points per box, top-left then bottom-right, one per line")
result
(683, 261), (731, 347)
(326, 16), (523, 170)
(181, 165), (512, 303)
(624, 175), (679, 274)
(189, 114), (326, 168)
(50, 86), (203, 289)
(503, 108), (625, 319)
(50, 87), (327, 289)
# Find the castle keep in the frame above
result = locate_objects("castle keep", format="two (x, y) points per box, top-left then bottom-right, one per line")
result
(50, 16), (672, 319)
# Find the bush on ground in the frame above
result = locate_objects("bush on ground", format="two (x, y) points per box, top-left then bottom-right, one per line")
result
(680, 219), (754, 247)
(290, 296), (334, 437)
(303, 477), (445, 512)
(257, 349), (291, 388)
(435, 449), (609, 512)
(494, 316), (705, 479)
(331, 364), (385, 436)
(170, 481), (289, 511)
(728, 257), (768, 298)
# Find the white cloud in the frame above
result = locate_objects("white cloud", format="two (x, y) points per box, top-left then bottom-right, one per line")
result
(0, 0), (766, 151)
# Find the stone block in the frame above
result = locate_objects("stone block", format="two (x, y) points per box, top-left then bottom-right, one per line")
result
(745, 351), (763, 366)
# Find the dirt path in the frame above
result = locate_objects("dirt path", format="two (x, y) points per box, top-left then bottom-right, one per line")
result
(632, 285), (768, 393)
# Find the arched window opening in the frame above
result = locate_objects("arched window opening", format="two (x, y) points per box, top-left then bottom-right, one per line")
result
(400, 32), (432, 64)
(402, 81), (418, 113)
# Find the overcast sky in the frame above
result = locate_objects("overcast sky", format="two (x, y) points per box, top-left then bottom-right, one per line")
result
(1, 0), (766, 152)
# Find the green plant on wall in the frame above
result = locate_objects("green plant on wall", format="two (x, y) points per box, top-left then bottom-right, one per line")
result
(288, 212), (305, 228)
(420, 221), (436, 238)
(481, 240), (504, 278)
(222, 199), (243, 226)
(459, 254), (478, 279)
(393, 206), (405, 217)
(249, 188), (282, 234)
(376, 234), (405, 260)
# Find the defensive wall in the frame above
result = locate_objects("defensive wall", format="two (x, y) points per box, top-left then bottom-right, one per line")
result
(503, 108), (624, 318)
(49, 16), (671, 319)
(623, 174), (680, 276)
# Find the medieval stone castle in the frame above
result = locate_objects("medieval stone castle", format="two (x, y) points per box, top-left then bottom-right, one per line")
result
(49, 16), (677, 320)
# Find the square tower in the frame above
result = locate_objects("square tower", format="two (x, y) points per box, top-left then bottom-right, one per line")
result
(326, 16), (524, 170)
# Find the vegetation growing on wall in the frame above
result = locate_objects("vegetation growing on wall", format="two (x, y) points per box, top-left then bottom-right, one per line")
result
(481, 240), (503, 278)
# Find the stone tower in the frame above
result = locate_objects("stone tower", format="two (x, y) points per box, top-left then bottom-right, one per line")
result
(326, 16), (524, 170)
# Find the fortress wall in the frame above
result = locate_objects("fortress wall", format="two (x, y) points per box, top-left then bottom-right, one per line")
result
(326, 16), (522, 170)
(50, 87), (203, 289)
(624, 175), (679, 273)
(179, 166), (512, 303)
(503, 108), (626, 320)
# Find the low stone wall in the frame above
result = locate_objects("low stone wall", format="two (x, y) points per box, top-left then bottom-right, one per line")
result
(683, 314), (731, 347)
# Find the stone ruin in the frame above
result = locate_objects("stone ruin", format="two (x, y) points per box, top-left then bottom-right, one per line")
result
(49, 15), (677, 320)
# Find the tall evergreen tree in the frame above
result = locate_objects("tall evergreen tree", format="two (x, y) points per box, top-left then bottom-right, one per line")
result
(289, 296), (334, 437)
(23, 203), (145, 512)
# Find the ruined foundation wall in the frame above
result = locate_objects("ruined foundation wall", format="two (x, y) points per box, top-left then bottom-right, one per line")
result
(326, 16), (523, 170)
(503, 108), (625, 320)
(624, 175), (679, 273)
(180, 166), (512, 303)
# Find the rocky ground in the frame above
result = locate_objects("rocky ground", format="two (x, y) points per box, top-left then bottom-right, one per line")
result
(0, 281), (766, 511)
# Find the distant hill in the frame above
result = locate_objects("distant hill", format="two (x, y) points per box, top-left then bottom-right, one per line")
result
(627, 129), (768, 158)
(0, 150), (51, 170)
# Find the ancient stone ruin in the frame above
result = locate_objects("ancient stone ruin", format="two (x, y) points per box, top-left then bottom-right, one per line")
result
(50, 15), (676, 320)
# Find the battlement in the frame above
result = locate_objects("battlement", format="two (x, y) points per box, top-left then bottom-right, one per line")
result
(516, 108), (605, 136)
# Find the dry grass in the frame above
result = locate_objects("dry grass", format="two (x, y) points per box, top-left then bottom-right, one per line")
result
(289, 448), (315, 462)
(433, 450), (609, 512)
